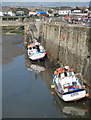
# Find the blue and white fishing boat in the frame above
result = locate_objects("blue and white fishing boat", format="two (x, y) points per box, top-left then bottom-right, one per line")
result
(51, 66), (89, 102)
(27, 42), (46, 60)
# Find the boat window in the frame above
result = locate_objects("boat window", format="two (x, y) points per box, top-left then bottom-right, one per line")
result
(68, 71), (74, 76)
(29, 47), (32, 50)
(56, 74), (59, 78)
(58, 73), (61, 77)
(64, 72), (67, 77)
(36, 45), (40, 52)
(33, 46), (36, 49)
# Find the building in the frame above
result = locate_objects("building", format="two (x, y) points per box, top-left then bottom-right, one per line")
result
(36, 10), (48, 16)
(3, 11), (14, 16)
(59, 10), (71, 15)
(29, 11), (37, 16)
(7, 11), (13, 16)
(71, 8), (88, 16)
(53, 6), (72, 16)
(16, 11), (24, 16)
(0, 12), (3, 16)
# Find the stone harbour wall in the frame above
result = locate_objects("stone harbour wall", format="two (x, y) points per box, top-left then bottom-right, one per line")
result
(39, 23), (91, 83)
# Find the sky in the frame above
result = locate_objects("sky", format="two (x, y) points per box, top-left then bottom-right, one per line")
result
(1, 0), (91, 2)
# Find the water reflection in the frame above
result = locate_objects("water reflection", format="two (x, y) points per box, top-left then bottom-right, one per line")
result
(28, 64), (46, 73)
(53, 93), (90, 118)
(24, 50), (46, 73)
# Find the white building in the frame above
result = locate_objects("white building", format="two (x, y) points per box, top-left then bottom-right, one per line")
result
(29, 12), (37, 16)
(0, 12), (3, 16)
(16, 11), (24, 16)
(71, 9), (88, 16)
(8, 11), (13, 16)
(59, 10), (71, 15)
(3, 11), (14, 16)
(72, 10), (81, 13)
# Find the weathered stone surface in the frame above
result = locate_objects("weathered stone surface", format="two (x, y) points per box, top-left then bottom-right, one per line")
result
(39, 23), (91, 83)
(25, 22), (91, 84)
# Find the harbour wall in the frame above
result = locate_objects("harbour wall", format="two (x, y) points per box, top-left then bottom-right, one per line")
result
(24, 22), (91, 85)
(38, 23), (91, 84)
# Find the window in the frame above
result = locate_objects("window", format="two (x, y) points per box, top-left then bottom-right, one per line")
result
(29, 47), (32, 50)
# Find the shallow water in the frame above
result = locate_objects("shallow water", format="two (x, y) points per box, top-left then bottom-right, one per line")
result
(2, 34), (91, 118)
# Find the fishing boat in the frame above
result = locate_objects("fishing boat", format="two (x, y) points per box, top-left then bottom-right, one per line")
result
(51, 66), (89, 102)
(27, 42), (46, 60)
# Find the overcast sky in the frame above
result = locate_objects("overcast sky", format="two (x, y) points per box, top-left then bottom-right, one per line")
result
(1, 0), (91, 2)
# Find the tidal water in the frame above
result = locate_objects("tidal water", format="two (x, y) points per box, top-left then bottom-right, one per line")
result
(2, 34), (91, 118)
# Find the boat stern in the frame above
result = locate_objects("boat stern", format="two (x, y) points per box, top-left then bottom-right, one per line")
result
(62, 89), (86, 101)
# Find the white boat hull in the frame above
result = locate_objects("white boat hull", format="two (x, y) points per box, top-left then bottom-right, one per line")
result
(53, 66), (87, 102)
(55, 88), (86, 101)
(28, 53), (46, 60)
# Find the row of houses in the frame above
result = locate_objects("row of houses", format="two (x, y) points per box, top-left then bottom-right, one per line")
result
(58, 9), (88, 16)
(0, 11), (26, 16)
(0, 10), (48, 17)
(0, 6), (91, 17)
(53, 6), (90, 17)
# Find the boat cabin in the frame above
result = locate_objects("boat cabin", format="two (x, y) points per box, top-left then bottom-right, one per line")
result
(56, 70), (75, 78)
(28, 42), (45, 56)
(62, 71), (74, 77)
